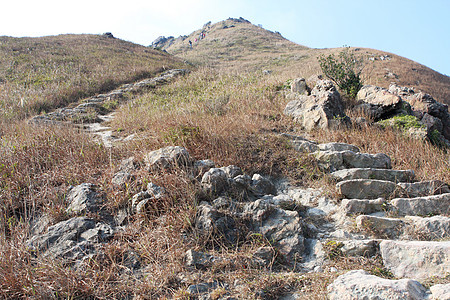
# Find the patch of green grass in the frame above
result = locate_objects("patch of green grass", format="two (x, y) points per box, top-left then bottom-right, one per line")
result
(378, 114), (425, 130)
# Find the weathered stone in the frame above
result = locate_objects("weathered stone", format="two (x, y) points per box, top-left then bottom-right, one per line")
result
(340, 198), (386, 215)
(252, 246), (276, 266)
(194, 159), (215, 178)
(187, 281), (221, 296)
(284, 80), (350, 130)
(430, 283), (450, 300)
(243, 199), (304, 261)
(313, 150), (391, 171)
(220, 165), (243, 178)
(251, 174), (276, 196)
(337, 179), (398, 199)
(405, 215), (450, 240)
(340, 240), (379, 257)
(111, 171), (132, 188)
(398, 180), (450, 198)
(185, 249), (223, 269)
(355, 85), (402, 120)
(195, 204), (238, 244)
(331, 168), (414, 183)
(356, 215), (403, 238)
(119, 156), (139, 173)
(201, 168), (229, 195)
(144, 146), (193, 170)
(380, 240), (450, 280)
(291, 139), (319, 152)
(66, 183), (101, 214)
(131, 183), (165, 213)
(327, 270), (428, 300)
(290, 78), (309, 95)
(318, 142), (360, 153)
(390, 193), (450, 216)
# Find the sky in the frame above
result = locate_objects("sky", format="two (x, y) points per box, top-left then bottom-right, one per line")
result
(2, 0), (449, 76)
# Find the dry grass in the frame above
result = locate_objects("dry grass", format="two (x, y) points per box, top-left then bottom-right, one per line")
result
(0, 34), (185, 122)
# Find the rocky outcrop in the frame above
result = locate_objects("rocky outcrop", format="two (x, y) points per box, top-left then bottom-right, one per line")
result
(356, 85), (403, 120)
(284, 80), (350, 130)
(144, 146), (194, 171)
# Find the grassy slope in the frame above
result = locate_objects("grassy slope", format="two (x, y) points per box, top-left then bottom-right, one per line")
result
(162, 18), (450, 105)
(0, 34), (185, 122)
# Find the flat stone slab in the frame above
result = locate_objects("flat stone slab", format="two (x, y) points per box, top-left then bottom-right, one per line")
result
(390, 193), (450, 216)
(405, 215), (450, 240)
(356, 215), (403, 238)
(398, 180), (450, 197)
(313, 150), (391, 171)
(337, 179), (399, 199)
(318, 142), (360, 153)
(339, 198), (386, 215)
(331, 168), (414, 183)
(327, 270), (428, 300)
(380, 240), (450, 280)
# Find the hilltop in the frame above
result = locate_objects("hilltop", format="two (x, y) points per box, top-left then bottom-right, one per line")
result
(154, 17), (450, 105)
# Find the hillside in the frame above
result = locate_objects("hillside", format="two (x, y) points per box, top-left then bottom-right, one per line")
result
(0, 18), (449, 299)
(155, 18), (450, 105)
(0, 34), (185, 122)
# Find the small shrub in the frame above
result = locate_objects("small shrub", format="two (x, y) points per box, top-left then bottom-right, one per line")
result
(318, 47), (363, 99)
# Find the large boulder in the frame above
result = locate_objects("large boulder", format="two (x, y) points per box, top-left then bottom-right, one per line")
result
(284, 80), (350, 130)
(356, 85), (403, 120)
(327, 270), (428, 300)
(380, 240), (450, 280)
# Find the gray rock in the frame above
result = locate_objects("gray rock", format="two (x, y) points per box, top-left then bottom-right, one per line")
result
(355, 85), (402, 120)
(187, 281), (220, 296)
(340, 240), (379, 257)
(195, 204), (238, 244)
(119, 156), (139, 173)
(380, 240), (450, 280)
(398, 180), (450, 198)
(111, 171), (132, 188)
(291, 139), (319, 152)
(430, 283), (450, 300)
(327, 270), (428, 300)
(66, 183), (101, 214)
(313, 150), (391, 171)
(318, 142), (360, 153)
(291, 78), (309, 95)
(356, 215), (404, 238)
(144, 146), (193, 170)
(390, 193), (450, 216)
(331, 168), (415, 183)
(185, 249), (223, 269)
(131, 183), (165, 213)
(405, 215), (450, 240)
(251, 174), (276, 196)
(337, 179), (399, 199)
(340, 198), (386, 215)
(201, 168), (229, 195)
(252, 246), (276, 267)
(220, 165), (243, 178)
(243, 199), (304, 261)
(194, 159), (215, 177)
(284, 80), (350, 130)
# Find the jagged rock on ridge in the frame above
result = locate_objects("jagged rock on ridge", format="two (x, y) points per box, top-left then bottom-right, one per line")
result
(380, 240), (450, 280)
(327, 270), (428, 300)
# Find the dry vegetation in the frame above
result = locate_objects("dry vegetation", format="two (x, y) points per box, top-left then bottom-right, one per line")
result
(0, 20), (449, 299)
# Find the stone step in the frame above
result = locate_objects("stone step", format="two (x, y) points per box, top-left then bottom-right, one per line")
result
(312, 150), (391, 171)
(398, 180), (450, 198)
(337, 179), (400, 199)
(331, 168), (415, 183)
(390, 193), (450, 216)
(380, 240), (450, 280)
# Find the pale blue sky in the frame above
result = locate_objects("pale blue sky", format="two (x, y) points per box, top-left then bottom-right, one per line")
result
(2, 0), (449, 76)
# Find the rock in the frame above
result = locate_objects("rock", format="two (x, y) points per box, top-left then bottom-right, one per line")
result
(390, 193), (450, 216)
(27, 217), (113, 261)
(340, 240), (379, 257)
(201, 168), (229, 195)
(397, 180), (450, 198)
(313, 150), (391, 171)
(194, 159), (215, 177)
(102, 32), (115, 38)
(119, 156), (139, 173)
(339, 198), (386, 215)
(111, 171), (132, 188)
(243, 199), (304, 261)
(380, 240), (450, 280)
(131, 183), (165, 213)
(404, 215), (450, 240)
(144, 146), (193, 171)
(221, 165), (243, 178)
(337, 179), (399, 199)
(66, 183), (101, 214)
(252, 246), (276, 266)
(250, 174), (276, 196)
(318, 142), (360, 153)
(327, 270), (428, 300)
(290, 78), (309, 95)
(284, 80), (350, 130)
(355, 85), (402, 120)
(430, 283), (450, 300)
(151, 36), (175, 49)
(195, 204), (238, 244)
(187, 281), (221, 296)
(185, 249), (223, 269)
(331, 168), (415, 183)
(356, 215), (403, 238)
